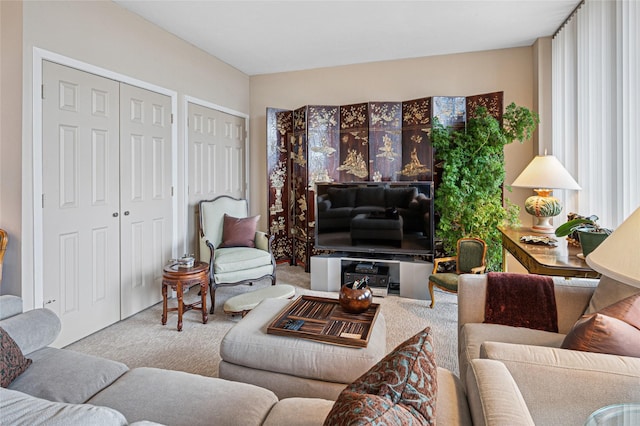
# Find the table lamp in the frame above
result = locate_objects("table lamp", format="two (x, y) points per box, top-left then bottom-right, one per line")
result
(511, 154), (581, 233)
(586, 206), (640, 288)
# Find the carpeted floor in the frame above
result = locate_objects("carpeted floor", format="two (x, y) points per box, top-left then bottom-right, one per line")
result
(66, 264), (460, 377)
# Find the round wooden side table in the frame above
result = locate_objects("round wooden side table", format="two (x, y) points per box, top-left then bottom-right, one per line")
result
(162, 261), (209, 331)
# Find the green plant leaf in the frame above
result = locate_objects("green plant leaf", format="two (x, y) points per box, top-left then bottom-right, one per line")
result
(554, 218), (596, 237)
(433, 103), (538, 271)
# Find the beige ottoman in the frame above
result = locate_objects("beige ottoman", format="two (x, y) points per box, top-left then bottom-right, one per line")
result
(223, 284), (296, 316)
(219, 297), (387, 400)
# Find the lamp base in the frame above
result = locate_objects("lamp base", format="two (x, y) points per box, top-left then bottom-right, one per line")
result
(531, 216), (555, 234)
(524, 192), (563, 234)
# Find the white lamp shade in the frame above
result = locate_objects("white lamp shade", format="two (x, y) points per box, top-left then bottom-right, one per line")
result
(586, 207), (640, 288)
(512, 155), (581, 190)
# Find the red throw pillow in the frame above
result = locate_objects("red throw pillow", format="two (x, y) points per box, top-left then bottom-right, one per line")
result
(561, 292), (640, 357)
(219, 214), (260, 248)
(0, 327), (32, 388)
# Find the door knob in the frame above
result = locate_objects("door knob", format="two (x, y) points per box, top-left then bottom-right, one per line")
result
(124, 211), (130, 216)
(113, 212), (119, 217)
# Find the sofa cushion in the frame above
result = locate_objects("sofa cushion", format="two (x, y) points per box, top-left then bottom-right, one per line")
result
(0, 295), (23, 320)
(8, 346), (128, 403)
(89, 367), (278, 426)
(561, 292), (640, 357)
(480, 341), (640, 426)
(0, 308), (61, 355)
(218, 361), (350, 400)
(327, 187), (356, 208)
(324, 327), (437, 425)
(434, 367), (473, 426)
(585, 275), (640, 314)
(318, 206), (353, 219)
(465, 359), (535, 426)
(351, 205), (385, 217)
(0, 387), (128, 426)
(263, 397), (334, 426)
(356, 186), (385, 207)
(458, 322), (565, 388)
(385, 187), (417, 208)
(0, 327), (32, 388)
(219, 214), (259, 248)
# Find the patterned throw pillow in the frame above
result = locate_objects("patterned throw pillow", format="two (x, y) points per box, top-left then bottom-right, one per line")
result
(0, 327), (32, 388)
(324, 327), (437, 425)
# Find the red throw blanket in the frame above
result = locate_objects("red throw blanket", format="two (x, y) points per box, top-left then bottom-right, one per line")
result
(484, 272), (558, 332)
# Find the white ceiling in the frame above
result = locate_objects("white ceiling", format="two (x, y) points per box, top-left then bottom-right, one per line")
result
(113, 0), (580, 76)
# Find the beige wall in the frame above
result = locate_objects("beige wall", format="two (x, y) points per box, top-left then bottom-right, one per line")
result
(0, 1), (24, 296)
(10, 0), (250, 303)
(249, 47), (538, 231)
(4, 0), (546, 300)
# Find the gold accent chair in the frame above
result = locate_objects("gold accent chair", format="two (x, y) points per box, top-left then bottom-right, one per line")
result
(428, 237), (487, 308)
(198, 196), (276, 313)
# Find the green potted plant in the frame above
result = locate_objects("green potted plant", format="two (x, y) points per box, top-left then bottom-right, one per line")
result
(431, 103), (539, 271)
(554, 214), (612, 257)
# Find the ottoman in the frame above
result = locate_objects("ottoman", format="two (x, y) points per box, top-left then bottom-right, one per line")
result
(350, 213), (403, 247)
(219, 297), (387, 400)
(223, 284), (296, 316)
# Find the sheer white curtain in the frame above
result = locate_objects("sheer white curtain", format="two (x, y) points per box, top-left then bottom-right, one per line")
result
(552, 0), (639, 229)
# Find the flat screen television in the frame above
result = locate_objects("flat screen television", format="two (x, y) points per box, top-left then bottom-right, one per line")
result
(314, 181), (434, 258)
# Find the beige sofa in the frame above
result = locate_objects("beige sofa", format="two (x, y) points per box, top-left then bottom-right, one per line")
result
(5, 272), (638, 425)
(458, 274), (640, 426)
(0, 294), (474, 425)
(0, 295), (305, 426)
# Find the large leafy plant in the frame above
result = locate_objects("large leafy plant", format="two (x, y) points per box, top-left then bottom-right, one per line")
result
(431, 103), (539, 270)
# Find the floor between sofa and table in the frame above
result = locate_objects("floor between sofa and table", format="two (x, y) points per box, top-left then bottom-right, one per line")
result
(65, 264), (461, 379)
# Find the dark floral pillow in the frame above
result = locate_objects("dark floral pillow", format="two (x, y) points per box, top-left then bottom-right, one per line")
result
(0, 327), (32, 388)
(324, 327), (437, 425)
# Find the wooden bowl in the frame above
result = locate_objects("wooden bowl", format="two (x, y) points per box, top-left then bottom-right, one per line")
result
(339, 283), (372, 314)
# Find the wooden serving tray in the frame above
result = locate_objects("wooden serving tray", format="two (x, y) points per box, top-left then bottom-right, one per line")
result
(266, 296), (380, 348)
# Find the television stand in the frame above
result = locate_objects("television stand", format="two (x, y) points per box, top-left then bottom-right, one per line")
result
(343, 264), (390, 297)
(310, 254), (432, 300)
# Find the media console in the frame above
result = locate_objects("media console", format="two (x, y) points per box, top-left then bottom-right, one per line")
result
(310, 254), (433, 301)
(343, 263), (390, 297)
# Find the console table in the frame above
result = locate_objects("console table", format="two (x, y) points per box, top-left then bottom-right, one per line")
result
(498, 227), (600, 279)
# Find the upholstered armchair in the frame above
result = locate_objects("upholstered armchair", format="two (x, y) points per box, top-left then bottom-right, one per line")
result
(428, 237), (487, 308)
(198, 196), (276, 313)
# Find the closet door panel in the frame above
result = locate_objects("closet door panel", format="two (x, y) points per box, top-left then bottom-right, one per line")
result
(119, 83), (173, 318)
(42, 61), (121, 347)
(187, 103), (246, 255)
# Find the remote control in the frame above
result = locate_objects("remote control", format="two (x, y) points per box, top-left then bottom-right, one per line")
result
(283, 319), (304, 331)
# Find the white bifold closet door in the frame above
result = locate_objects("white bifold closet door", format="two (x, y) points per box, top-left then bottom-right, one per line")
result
(42, 61), (172, 346)
(119, 83), (172, 318)
(187, 102), (246, 253)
